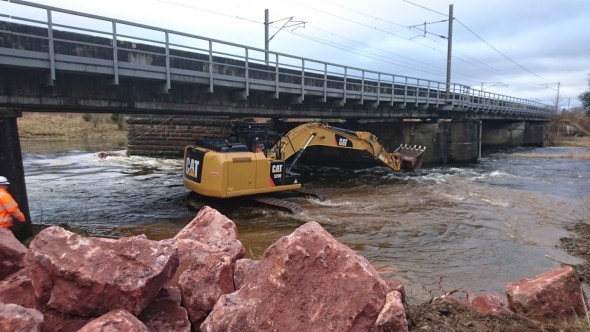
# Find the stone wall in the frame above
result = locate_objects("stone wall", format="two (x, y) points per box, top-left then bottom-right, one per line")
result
(126, 115), (234, 158)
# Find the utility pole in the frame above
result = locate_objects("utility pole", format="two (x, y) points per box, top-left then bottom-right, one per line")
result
(445, 4), (453, 97)
(265, 9), (269, 64)
(555, 81), (561, 113)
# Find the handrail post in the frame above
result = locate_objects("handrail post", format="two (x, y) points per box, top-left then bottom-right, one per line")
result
(245, 48), (250, 97)
(301, 59), (305, 101)
(208, 40), (213, 93)
(343, 66), (347, 104)
(111, 21), (119, 85)
(360, 70), (365, 104)
(274, 54), (279, 99)
(377, 73), (381, 106)
(46, 9), (56, 83)
(323, 63), (327, 103)
(164, 31), (171, 92)
(390, 75), (394, 107)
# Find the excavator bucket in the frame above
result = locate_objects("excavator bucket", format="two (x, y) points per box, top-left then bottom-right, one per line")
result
(395, 144), (426, 171)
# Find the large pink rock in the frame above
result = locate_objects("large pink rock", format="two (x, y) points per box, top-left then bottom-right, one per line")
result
(471, 293), (510, 315)
(138, 286), (191, 332)
(385, 278), (406, 304)
(0, 227), (27, 280)
(506, 266), (588, 321)
(25, 226), (179, 317)
(179, 254), (234, 326)
(0, 270), (90, 332)
(233, 258), (258, 290)
(174, 206), (244, 260)
(0, 300), (44, 332)
(164, 206), (244, 287)
(371, 291), (408, 332)
(201, 221), (388, 331)
(78, 309), (148, 332)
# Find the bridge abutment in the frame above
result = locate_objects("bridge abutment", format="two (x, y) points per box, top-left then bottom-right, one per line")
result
(126, 115), (234, 158)
(0, 108), (32, 240)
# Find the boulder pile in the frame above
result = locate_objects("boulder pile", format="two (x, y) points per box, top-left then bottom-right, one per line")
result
(0, 207), (587, 331)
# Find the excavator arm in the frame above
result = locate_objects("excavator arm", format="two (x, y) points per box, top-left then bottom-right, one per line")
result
(267, 123), (425, 171)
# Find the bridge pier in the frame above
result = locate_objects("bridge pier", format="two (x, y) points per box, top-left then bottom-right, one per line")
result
(482, 121), (545, 149)
(0, 108), (32, 241)
(360, 121), (481, 164)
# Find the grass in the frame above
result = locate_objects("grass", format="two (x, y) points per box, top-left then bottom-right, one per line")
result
(17, 112), (127, 141)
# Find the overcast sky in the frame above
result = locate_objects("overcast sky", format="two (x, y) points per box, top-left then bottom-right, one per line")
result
(3, 0), (589, 108)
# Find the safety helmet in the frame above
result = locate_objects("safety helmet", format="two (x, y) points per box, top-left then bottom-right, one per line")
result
(0, 176), (10, 185)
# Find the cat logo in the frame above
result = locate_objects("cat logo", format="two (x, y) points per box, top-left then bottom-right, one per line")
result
(185, 157), (200, 177)
(335, 134), (353, 147)
(271, 164), (283, 174)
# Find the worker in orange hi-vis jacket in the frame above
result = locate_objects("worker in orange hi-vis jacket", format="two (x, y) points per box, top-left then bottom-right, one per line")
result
(0, 176), (25, 232)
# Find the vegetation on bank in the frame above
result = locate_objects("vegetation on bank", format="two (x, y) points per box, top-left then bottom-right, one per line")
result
(17, 112), (127, 140)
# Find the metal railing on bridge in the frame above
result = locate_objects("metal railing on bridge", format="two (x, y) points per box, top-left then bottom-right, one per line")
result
(0, 0), (552, 118)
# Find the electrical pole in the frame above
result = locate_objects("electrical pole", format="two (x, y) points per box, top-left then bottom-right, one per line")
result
(265, 9), (269, 64)
(555, 81), (560, 113)
(445, 4), (453, 97)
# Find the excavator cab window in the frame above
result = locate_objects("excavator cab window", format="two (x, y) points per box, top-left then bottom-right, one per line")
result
(194, 138), (249, 153)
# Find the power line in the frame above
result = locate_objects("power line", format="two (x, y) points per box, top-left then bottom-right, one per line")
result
(401, 0), (447, 17)
(155, 0), (262, 25)
(454, 18), (551, 82)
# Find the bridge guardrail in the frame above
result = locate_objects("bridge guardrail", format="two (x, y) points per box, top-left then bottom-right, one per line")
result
(0, 0), (552, 118)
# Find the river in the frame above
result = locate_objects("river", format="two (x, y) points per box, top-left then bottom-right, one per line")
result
(20, 139), (590, 304)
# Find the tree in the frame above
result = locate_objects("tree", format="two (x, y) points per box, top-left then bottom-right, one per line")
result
(579, 76), (590, 115)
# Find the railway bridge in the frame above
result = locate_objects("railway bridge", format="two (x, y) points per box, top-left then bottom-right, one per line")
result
(0, 0), (552, 239)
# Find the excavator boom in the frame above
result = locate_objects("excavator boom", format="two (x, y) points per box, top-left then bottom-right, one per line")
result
(268, 123), (425, 172)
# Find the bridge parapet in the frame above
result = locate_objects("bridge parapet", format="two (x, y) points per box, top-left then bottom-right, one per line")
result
(0, 0), (552, 119)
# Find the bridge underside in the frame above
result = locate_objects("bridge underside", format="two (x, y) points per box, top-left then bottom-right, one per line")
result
(1, 67), (543, 122)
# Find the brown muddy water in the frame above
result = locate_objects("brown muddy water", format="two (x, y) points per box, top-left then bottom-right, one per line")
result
(21, 139), (590, 304)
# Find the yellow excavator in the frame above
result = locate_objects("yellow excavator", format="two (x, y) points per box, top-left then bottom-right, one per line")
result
(183, 123), (425, 200)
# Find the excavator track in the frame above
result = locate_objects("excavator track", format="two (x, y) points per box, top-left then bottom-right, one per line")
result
(294, 188), (327, 201)
(248, 196), (304, 214)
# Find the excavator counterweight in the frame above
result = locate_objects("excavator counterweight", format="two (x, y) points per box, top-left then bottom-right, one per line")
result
(183, 123), (425, 199)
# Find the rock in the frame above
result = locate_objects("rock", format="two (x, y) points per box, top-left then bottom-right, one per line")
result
(0, 227), (27, 280)
(505, 266), (588, 321)
(77, 309), (148, 332)
(174, 206), (244, 261)
(470, 293), (510, 315)
(201, 221), (387, 331)
(385, 278), (406, 304)
(0, 300), (44, 332)
(25, 226), (179, 317)
(371, 291), (408, 332)
(233, 258), (258, 290)
(164, 206), (244, 287)
(0, 270), (90, 332)
(179, 254), (234, 326)
(138, 286), (191, 332)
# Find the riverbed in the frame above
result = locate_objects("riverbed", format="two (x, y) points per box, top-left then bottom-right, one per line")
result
(20, 139), (590, 304)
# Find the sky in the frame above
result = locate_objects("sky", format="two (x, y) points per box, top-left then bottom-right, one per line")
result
(2, 0), (589, 108)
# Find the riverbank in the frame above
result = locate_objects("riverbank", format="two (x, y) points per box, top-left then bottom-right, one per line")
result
(12, 115), (587, 331)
